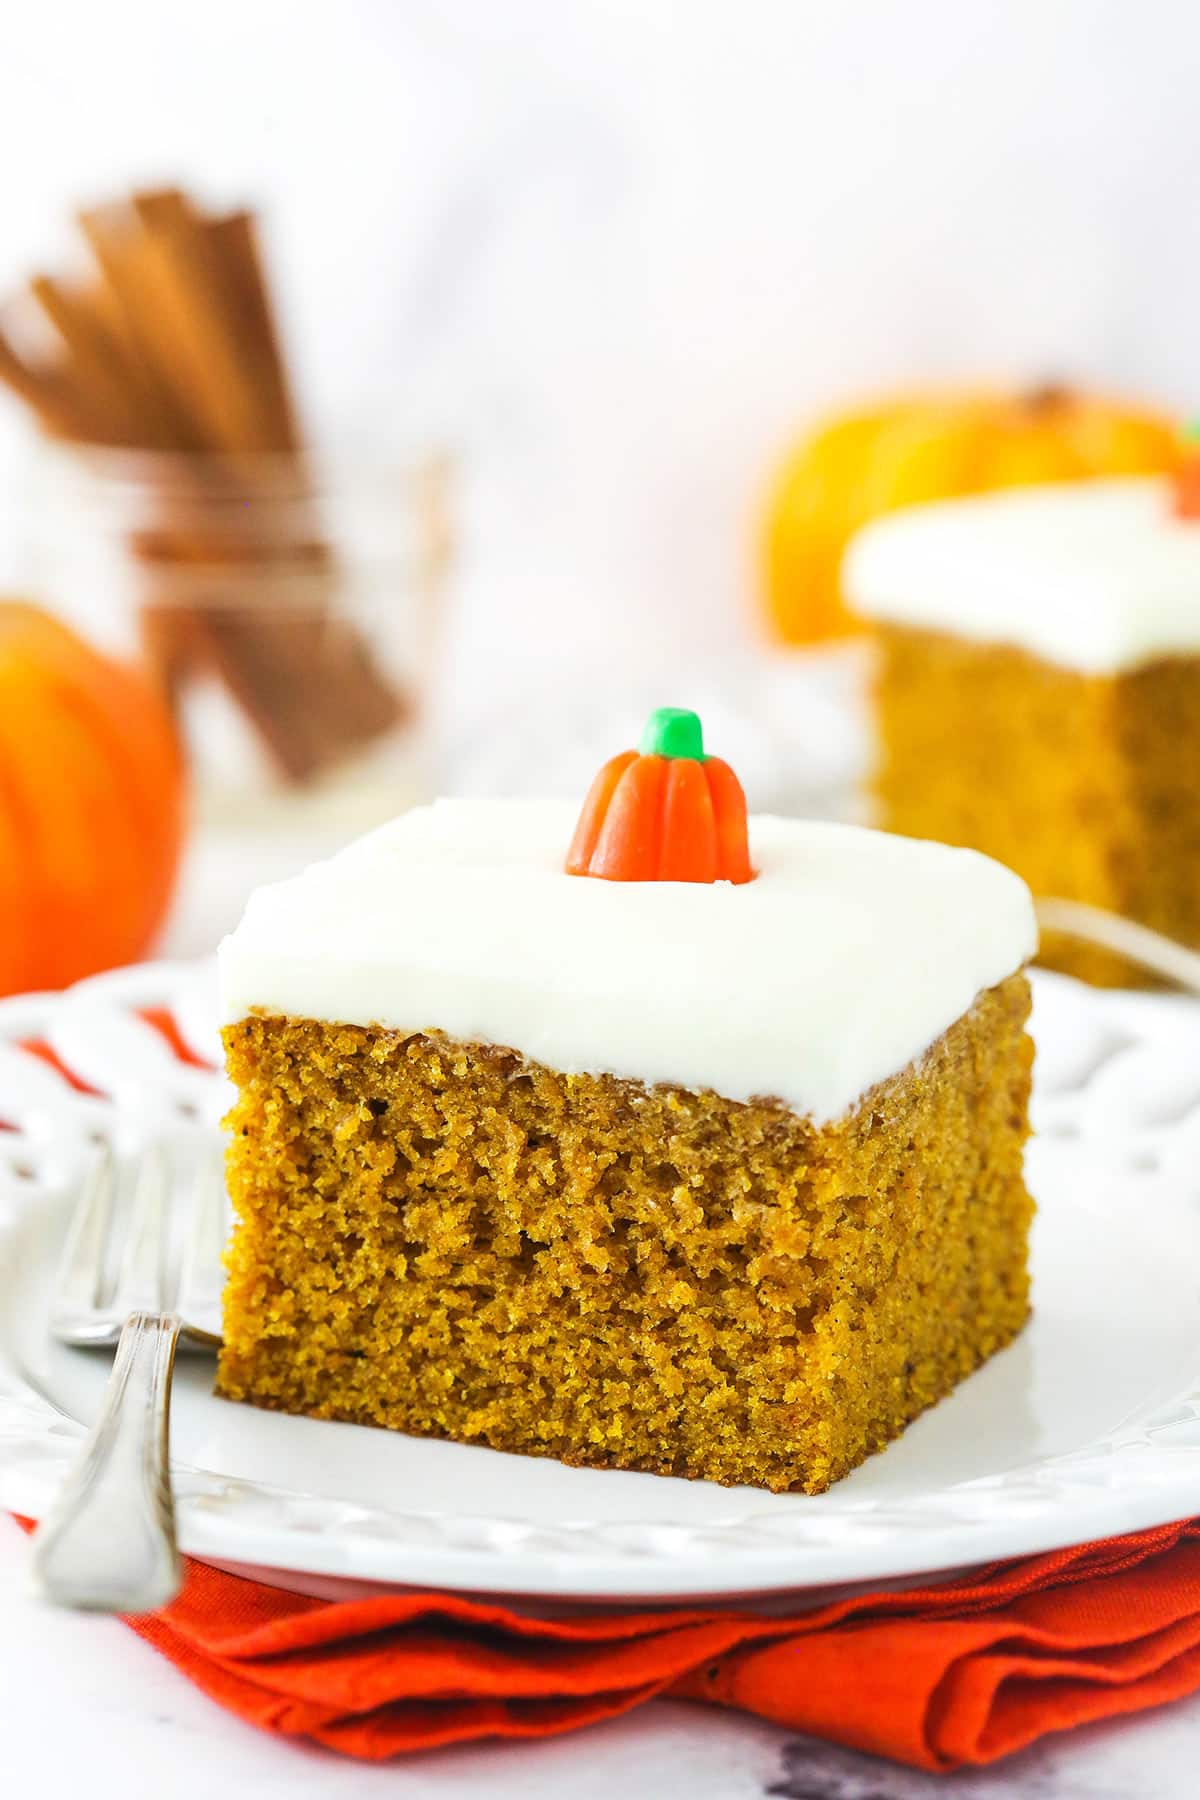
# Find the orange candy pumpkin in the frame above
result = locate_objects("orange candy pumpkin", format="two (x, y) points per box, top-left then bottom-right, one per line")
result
(1173, 421), (1200, 519)
(762, 387), (1182, 644)
(567, 707), (753, 885)
(0, 602), (186, 995)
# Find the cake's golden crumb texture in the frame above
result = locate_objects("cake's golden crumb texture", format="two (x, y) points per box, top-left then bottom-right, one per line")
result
(873, 626), (1200, 986)
(216, 975), (1033, 1495)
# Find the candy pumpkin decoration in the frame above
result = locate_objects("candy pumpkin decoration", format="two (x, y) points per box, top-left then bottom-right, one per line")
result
(567, 707), (754, 884)
(0, 602), (186, 995)
(1173, 420), (1200, 519)
(762, 387), (1182, 644)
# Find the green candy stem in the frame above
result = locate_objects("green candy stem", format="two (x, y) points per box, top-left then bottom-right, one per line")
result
(639, 706), (706, 760)
(1184, 418), (1200, 443)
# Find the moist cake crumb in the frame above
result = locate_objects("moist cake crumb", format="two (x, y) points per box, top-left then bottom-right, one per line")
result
(217, 973), (1033, 1495)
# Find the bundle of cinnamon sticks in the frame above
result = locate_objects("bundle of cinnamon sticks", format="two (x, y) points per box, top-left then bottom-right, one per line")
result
(0, 187), (409, 782)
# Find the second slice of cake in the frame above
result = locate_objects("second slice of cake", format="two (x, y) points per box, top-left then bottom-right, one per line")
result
(217, 716), (1037, 1494)
(845, 474), (1200, 984)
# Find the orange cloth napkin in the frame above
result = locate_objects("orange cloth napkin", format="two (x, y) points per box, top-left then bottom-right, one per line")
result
(17, 1515), (1200, 1767)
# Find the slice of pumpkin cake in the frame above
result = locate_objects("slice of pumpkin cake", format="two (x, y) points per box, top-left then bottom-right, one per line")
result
(216, 707), (1036, 1494)
(845, 472), (1200, 985)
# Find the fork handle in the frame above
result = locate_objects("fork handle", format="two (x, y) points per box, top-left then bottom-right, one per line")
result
(33, 1311), (183, 1613)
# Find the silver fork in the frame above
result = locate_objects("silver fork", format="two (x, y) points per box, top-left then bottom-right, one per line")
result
(33, 1141), (225, 1613)
(1035, 898), (1200, 996)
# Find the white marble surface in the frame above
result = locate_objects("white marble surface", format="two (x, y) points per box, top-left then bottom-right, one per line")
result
(4, 1515), (1200, 1796)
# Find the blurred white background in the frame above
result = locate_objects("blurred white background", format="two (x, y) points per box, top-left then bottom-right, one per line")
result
(0, 0), (1196, 724)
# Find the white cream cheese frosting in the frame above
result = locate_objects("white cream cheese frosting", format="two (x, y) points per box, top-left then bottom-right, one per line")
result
(844, 476), (1200, 673)
(218, 799), (1035, 1124)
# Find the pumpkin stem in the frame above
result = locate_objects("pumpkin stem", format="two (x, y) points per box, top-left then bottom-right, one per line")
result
(1021, 382), (1071, 415)
(638, 706), (706, 761)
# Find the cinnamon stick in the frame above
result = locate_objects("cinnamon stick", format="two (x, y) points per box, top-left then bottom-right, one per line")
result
(27, 276), (152, 446)
(0, 186), (415, 785)
(0, 320), (103, 442)
(206, 211), (301, 452)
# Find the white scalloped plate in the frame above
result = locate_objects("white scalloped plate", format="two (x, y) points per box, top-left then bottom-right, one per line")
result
(2, 961), (1200, 1603)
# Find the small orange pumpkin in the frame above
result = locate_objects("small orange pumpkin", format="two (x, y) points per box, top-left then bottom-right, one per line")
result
(0, 602), (187, 995)
(761, 387), (1183, 644)
(567, 707), (753, 885)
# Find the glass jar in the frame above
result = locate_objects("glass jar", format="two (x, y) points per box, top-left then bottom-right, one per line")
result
(22, 444), (453, 840)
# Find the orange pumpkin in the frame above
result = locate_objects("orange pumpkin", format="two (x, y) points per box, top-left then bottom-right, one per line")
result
(567, 707), (754, 885)
(0, 602), (186, 995)
(761, 387), (1183, 644)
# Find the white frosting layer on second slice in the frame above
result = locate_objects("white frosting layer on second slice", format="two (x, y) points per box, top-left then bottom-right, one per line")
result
(218, 799), (1035, 1124)
(844, 476), (1200, 673)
